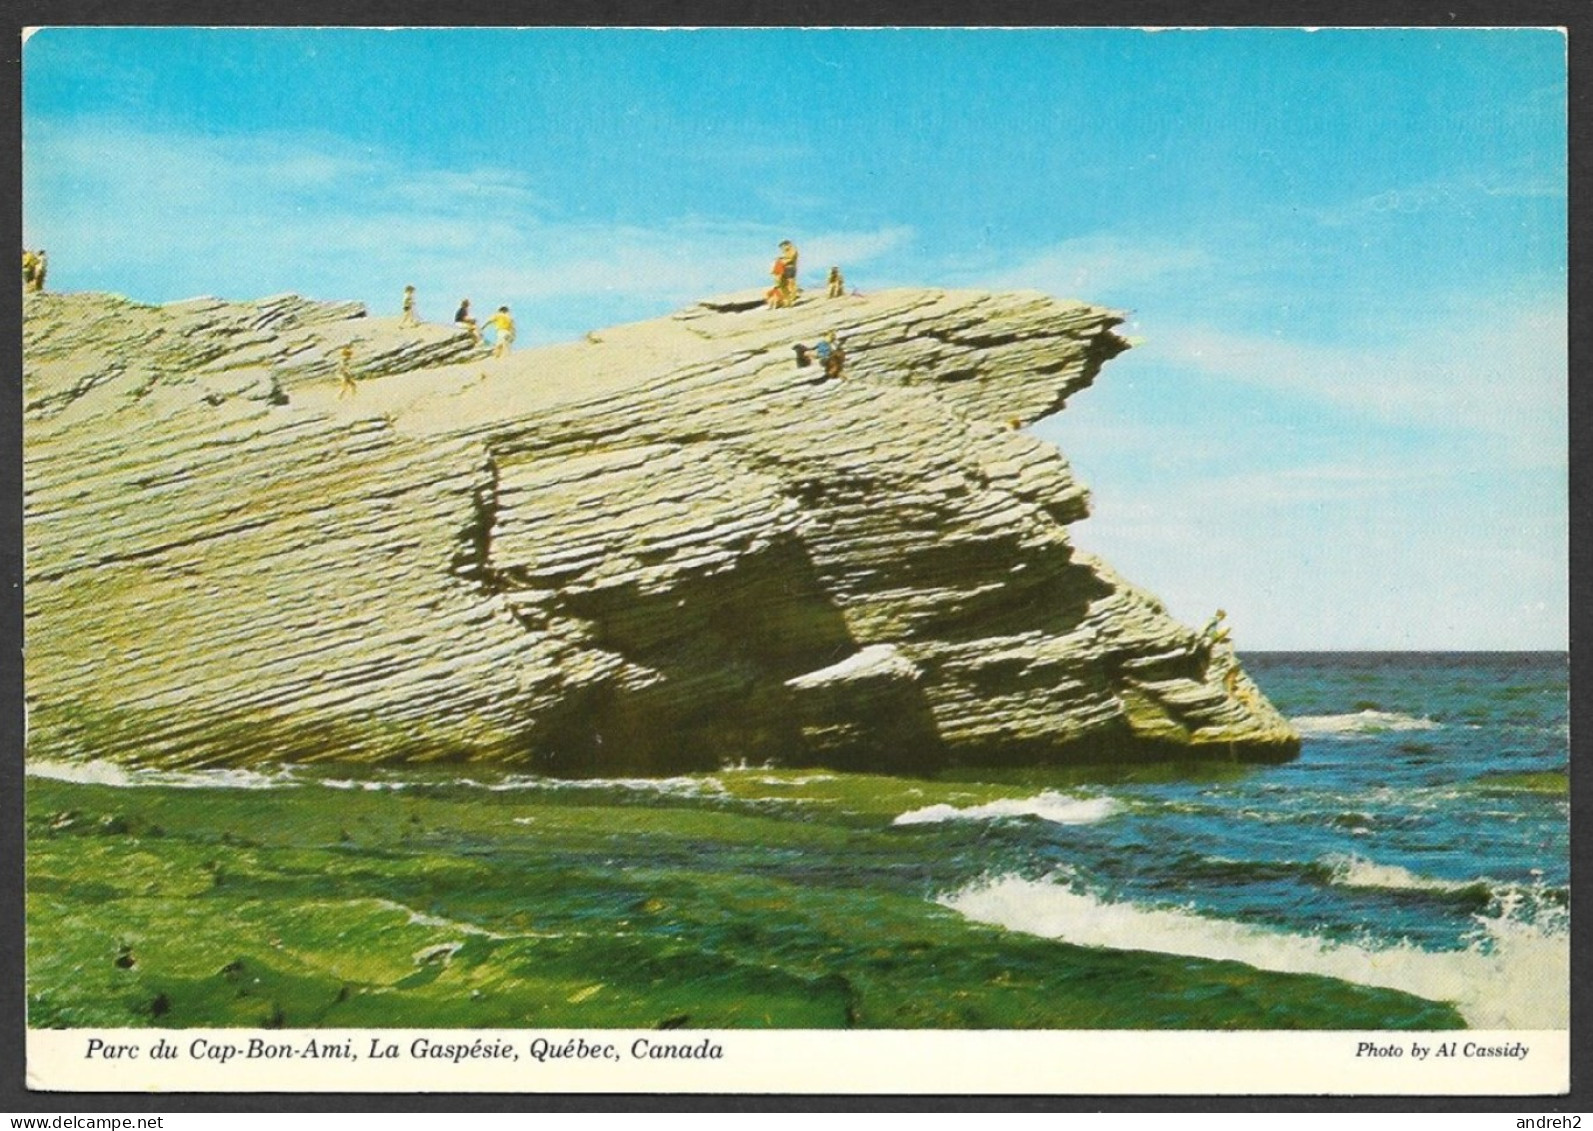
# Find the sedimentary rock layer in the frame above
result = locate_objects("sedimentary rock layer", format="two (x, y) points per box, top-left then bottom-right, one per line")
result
(23, 286), (1298, 772)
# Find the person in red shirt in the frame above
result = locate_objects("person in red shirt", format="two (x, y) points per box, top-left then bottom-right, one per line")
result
(765, 240), (799, 308)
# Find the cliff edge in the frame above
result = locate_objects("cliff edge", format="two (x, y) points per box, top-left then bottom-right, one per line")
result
(23, 286), (1298, 772)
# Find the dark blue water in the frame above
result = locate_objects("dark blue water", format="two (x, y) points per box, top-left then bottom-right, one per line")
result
(1060, 653), (1563, 937)
(937, 652), (1569, 1027)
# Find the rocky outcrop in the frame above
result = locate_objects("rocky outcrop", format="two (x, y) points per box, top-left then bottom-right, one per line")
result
(23, 285), (1297, 773)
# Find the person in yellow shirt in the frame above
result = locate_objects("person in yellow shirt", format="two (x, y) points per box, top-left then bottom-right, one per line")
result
(777, 240), (799, 306)
(486, 306), (516, 357)
(335, 344), (357, 399)
(23, 249), (46, 293)
(765, 240), (799, 309)
(1199, 609), (1231, 651)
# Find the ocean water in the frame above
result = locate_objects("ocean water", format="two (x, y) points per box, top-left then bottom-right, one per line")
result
(939, 652), (1571, 1028)
(28, 652), (1569, 1029)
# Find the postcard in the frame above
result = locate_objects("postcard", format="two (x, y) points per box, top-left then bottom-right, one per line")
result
(19, 25), (1569, 1096)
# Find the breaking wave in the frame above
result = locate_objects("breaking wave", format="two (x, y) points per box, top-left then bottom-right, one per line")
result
(26, 760), (735, 801)
(1320, 853), (1493, 899)
(1290, 710), (1442, 738)
(459, 774), (730, 799)
(941, 873), (1568, 1028)
(319, 777), (409, 792)
(894, 791), (1119, 827)
(26, 758), (295, 791)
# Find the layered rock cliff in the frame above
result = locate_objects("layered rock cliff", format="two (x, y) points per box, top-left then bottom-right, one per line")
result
(23, 286), (1298, 773)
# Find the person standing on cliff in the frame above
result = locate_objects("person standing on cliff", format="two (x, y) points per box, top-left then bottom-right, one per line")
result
(826, 265), (845, 299)
(766, 240), (799, 308)
(335, 343), (357, 399)
(25, 249), (47, 293)
(485, 306), (516, 357)
(779, 240), (800, 306)
(1199, 609), (1231, 653)
(1197, 609), (1238, 687)
(399, 285), (420, 327)
(454, 298), (480, 343)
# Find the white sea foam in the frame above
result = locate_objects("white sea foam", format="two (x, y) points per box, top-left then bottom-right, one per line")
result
(313, 772), (733, 798)
(373, 899), (521, 941)
(1290, 710), (1441, 738)
(27, 759), (737, 800)
(27, 758), (295, 790)
(475, 774), (730, 799)
(893, 791), (1119, 827)
(941, 874), (1568, 1028)
(1321, 853), (1488, 896)
(319, 777), (409, 792)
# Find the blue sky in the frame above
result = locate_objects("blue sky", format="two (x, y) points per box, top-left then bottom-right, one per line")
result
(22, 27), (1567, 648)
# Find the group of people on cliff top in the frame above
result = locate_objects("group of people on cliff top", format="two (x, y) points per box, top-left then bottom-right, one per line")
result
(333, 286), (516, 398)
(22, 249), (47, 293)
(395, 285), (517, 358)
(765, 239), (854, 381)
(764, 239), (848, 310)
(360, 238), (852, 395)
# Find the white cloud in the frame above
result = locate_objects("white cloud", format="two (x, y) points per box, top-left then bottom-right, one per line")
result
(1308, 167), (1565, 228)
(22, 119), (912, 338)
(1146, 299), (1566, 465)
(1170, 460), (1451, 509)
(1038, 293), (1567, 648)
(962, 233), (1215, 301)
(1067, 462), (1567, 650)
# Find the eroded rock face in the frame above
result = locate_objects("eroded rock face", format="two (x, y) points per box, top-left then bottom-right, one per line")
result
(23, 286), (1298, 772)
